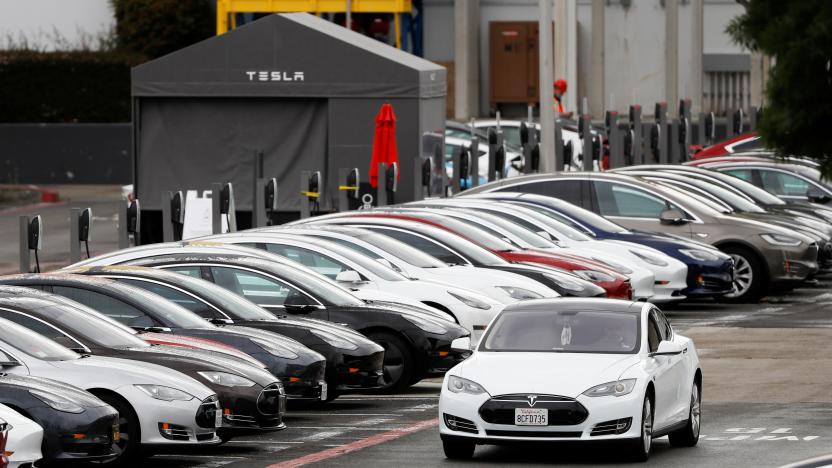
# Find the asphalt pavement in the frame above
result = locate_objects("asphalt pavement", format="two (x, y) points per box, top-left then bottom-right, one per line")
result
(143, 275), (832, 468)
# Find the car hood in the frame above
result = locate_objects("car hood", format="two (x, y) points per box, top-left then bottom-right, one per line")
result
(124, 345), (278, 386)
(49, 355), (214, 400)
(138, 331), (266, 368)
(236, 317), (384, 352)
(0, 373), (109, 408)
(718, 213), (816, 243)
(456, 352), (641, 398)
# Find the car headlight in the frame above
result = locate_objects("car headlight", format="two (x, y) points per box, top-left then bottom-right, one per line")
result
(678, 249), (721, 261)
(30, 389), (85, 413)
(573, 270), (615, 282)
(402, 314), (449, 334)
(582, 379), (637, 397)
(591, 257), (633, 275)
(310, 329), (359, 351)
(252, 338), (300, 359)
(496, 286), (543, 300)
(197, 371), (256, 388)
(760, 233), (802, 247)
(447, 375), (488, 395)
(629, 250), (669, 267)
(134, 384), (195, 402)
(542, 273), (586, 293)
(447, 291), (491, 310)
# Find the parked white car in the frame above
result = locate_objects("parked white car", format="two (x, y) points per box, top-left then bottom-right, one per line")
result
(0, 403), (43, 468)
(253, 225), (560, 303)
(0, 318), (222, 462)
(201, 233), (506, 341)
(439, 298), (701, 461)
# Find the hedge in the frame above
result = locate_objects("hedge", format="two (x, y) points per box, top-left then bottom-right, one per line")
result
(0, 50), (140, 123)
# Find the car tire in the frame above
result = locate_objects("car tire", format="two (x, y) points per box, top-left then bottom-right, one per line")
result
(92, 392), (142, 466)
(366, 330), (414, 392)
(442, 437), (475, 459)
(720, 245), (766, 303)
(628, 395), (653, 462)
(669, 382), (701, 447)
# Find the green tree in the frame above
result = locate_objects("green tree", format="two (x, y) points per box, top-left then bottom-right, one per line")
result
(111, 0), (213, 59)
(728, 1), (832, 175)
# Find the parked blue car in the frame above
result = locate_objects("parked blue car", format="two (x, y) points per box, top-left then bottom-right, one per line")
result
(463, 192), (736, 299)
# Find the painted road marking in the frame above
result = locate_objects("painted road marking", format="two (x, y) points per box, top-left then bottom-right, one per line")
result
(402, 403), (438, 412)
(267, 419), (438, 468)
(297, 431), (343, 442)
(701, 428), (822, 441)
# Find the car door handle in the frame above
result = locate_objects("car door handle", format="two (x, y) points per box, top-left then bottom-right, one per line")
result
(682, 348), (688, 354)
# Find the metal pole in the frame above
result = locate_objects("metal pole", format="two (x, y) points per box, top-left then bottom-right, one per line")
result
(118, 202), (129, 249)
(377, 163), (388, 206)
(211, 183), (222, 234)
(665, 0), (679, 116)
(631, 105), (643, 165)
(299, 171), (311, 219)
(161, 191), (173, 242)
(697, 112), (706, 146)
(554, 119), (564, 171)
(669, 118), (680, 164)
(656, 102), (668, 164)
(253, 178), (267, 227)
(69, 207), (81, 264)
(581, 115), (593, 171)
(19, 216), (29, 273)
(682, 98), (692, 161)
(469, 135), (480, 187)
(538, 0), (556, 172)
(452, 147), (462, 195)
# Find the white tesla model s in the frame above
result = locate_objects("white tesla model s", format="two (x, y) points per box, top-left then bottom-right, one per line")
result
(438, 298), (701, 461)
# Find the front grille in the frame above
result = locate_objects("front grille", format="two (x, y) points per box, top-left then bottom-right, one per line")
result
(479, 394), (588, 426)
(195, 395), (220, 429)
(258, 383), (285, 415)
(484, 429), (582, 438)
(590, 418), (632, 436)
(196, 432), (215, 441)
(443, 413), (478, 434)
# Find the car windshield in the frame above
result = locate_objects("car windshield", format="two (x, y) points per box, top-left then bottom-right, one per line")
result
(104, 281), (213, 329)
(347, 231), (448, 268)
(128, 273), (278, 322)
(0, 317), (80, 361)
(479, 207), (593, 242)
(656, 178), (766, 213)
(685, 170), (786, 205)
(518, 200), (628, 234)
(21, 297), (151, 349)
(417, 214), (519, 252)
(258, 261), (366, 307)
(446, 210), (554, 249)
(480, 309), (640, 354)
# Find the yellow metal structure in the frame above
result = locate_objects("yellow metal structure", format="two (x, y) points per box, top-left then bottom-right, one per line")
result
(216, 0), (412, 48)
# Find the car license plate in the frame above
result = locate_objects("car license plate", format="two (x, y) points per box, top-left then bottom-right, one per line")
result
(215, 409), (223, 428)
(320, 382), (328, 401)
(515, 408), (548, 426)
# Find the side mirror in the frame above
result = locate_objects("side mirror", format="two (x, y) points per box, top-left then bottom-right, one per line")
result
(659, 208), (687, 225)
(209, 318), (234, 325)
(806, 188), (831, 204)
(335, 270), (362, 284)
(652, 340), (684, 356)
(450, 337), (471, 353)
(283, 295), (317, 314)
(0, 360), (20, 368)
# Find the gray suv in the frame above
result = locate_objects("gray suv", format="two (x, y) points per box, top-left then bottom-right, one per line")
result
(464, 172), (819, 302)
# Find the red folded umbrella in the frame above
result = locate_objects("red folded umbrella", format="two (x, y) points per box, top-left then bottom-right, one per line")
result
(369, 103), (400, 188)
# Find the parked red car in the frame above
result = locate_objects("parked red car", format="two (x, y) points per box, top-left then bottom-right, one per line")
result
(324, 212), (632, 300)
(692, 132), (761, 159)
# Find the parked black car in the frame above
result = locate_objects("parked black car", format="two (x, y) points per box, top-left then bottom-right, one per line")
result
(114, 253), (470, 391)
(0, 274), (327, 402)
(0, 286), (286, 439)
(71, 266), (386, 400)
(0, 373), (119, 464)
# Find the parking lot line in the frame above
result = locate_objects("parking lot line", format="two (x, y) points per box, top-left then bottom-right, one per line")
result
(266, 418), (438, 468)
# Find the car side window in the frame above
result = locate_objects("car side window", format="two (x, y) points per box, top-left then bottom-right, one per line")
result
(264, 245), (353, 280)
(0, 309), (84, 350)
(117, 279), (221, 320)
(166, 266), (203, 279)
(647, 315), (662, 353)
(208, 267), (313, 307)
(501, 180), (585, 207)
(370, 228), (469, 265)
(594, 181), (681, 219)
(759, 170), (810, 197)
(722, 168), (755, 183)
(655, 309), (673, 340)
(0, 347), (17, 363)
(50, 286), (159, 328)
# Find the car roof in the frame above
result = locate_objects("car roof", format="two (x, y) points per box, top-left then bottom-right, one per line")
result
(502, 298), (645, 314)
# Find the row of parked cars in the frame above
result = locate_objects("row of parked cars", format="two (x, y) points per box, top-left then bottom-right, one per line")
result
(1, 128), (828, 466)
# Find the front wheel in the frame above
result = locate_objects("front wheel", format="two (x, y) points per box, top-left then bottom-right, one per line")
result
(92, 393), (142, 466)
(720, 246), (766, 302)
(669, 382), (701, 447)
(365, 331), (414, 392)
(442, 437), (475, 459)
(627, 395), (653, 462)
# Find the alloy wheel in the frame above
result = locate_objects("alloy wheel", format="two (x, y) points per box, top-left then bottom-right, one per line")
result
(691, 385), (701, 437)
(642, 398), (653, 454)
(725, 254), (753, 298)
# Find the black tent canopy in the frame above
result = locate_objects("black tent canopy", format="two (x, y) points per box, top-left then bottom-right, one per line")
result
(132, 12), (445, 227)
